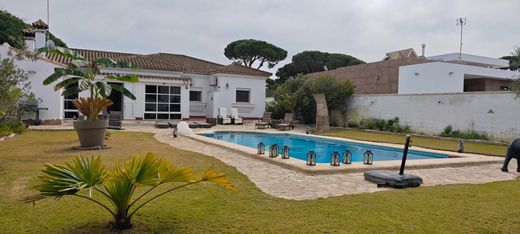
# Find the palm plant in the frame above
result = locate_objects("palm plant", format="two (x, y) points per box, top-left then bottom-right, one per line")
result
(25, 152), (237, 230)
(41, 47), (139, 120)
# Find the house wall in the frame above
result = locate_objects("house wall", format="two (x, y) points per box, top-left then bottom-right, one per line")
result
(211, 74), (266, 118)
(189, 76), (212, 117)
(347, 92), (520, 140)
(306, 57), (429, 94)
(0, 44), (65, 121)
(398, 62), (520, 94)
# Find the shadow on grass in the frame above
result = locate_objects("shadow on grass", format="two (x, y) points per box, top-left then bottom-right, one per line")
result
(64, 220), (155, 234)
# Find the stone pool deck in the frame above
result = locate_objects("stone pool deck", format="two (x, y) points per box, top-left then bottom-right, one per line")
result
(31, 123), (519, 200)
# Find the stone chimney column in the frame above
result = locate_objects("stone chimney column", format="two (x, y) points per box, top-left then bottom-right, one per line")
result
(34, 29), (46, 49)
(22, 28), (36, 52)
(32, 19), (49, 50)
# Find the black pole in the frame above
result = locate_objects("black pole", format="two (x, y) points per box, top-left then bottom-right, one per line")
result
(399, 135), (411, 175)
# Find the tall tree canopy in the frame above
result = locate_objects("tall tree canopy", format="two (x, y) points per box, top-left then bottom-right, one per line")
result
(275, 51), (364, 84)
(500, 45), (520, 71)
(0, 10), (67, 49)
(224, 39), (287, 69)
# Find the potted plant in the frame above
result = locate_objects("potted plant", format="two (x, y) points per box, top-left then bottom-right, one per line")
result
(42, 47), (138, 147)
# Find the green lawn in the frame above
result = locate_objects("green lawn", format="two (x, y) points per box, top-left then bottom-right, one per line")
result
(320, 129), (508, 156)
(1, 130), (519, 233)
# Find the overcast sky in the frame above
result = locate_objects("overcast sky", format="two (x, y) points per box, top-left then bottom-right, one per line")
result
(1, 0), (519, 77)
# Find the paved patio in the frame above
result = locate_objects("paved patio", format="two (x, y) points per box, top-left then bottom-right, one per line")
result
(31, 122), (519, 200)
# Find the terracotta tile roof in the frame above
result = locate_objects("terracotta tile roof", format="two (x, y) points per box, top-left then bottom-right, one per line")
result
(211, 64), (272, 77)
(44, 48), (271, 77)
(385, 48), (417, 60)
(100, 72), (191, 81)
(45, 48), (137, 65)
(32, 19), (48, 29)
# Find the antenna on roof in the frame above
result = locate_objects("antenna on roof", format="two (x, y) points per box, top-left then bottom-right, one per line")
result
(456, 17), (467, 60)
(47, 0), (49, 31)
(45, 0), (55, 49)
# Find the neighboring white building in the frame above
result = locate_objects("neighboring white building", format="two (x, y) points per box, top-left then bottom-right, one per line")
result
(398, 53), (520, 94)
(0, 21), (270, 122)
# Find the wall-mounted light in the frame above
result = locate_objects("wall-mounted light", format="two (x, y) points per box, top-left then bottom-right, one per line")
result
(182, 80), (190, 89)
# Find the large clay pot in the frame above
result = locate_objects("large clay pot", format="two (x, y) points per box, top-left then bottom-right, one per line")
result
(73, 119), (108, 148)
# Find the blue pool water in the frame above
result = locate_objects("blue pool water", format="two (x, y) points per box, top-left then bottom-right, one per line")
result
(200, 131), (448, 163)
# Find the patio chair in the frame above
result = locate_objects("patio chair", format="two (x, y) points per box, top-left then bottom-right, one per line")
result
(273, 113), (294, 131)
(217, 107), (232, 125)
(107, 111), (123, 130)
(255, 112), (272, 129)
(229, 108), (243, 125)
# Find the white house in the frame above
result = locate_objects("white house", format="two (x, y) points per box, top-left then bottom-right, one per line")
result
(0, 20), (270, 123)
(398, 53), (520, 94)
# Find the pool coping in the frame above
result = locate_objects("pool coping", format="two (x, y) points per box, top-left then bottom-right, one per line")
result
(184, 129), (504, 175)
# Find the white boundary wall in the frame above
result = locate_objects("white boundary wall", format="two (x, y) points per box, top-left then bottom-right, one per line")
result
(347, 92), (520, 140)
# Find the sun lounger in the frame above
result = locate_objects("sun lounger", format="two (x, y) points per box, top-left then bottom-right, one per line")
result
(188, 122), (199, 128)
(255, 112), (272, 129)
(273, 113), (294, 131)
(229, 108), (243, 125)
(193, 121), (212, 128)
(217, 107), (232, 125)
(155, 121), (170, 129)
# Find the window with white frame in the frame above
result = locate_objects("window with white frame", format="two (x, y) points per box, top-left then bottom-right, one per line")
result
(63, 82), (79, 119)
(144, 85), (182, 120)
(189, 90), (202, 102)
(235, 89), (250, 103)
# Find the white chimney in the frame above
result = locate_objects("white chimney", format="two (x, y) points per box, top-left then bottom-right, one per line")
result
(34, 29), (46, 49)
(32, 19), (48, 49)
(421, 43), (426, 57)
(22, 28), (35, 52)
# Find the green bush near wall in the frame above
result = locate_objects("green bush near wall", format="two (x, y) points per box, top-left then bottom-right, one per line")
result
(347, 117), (411, 133)
(441, 125), (489, 140)
(0, 120), (25, 137)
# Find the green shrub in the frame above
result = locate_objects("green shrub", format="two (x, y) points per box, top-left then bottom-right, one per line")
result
(442, 125), (453, 136)
(267, 75), (355, 124)
(0, 120), (25, 136)
(439, 125), (488, 140)
(351, 117), (410, 133)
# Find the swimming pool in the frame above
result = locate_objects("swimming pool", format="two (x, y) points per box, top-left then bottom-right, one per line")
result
(200, 131), (448, 163)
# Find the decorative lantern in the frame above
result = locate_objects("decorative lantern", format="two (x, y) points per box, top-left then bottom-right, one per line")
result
(363, 150), (374, 165)
(257, 142), (265, 154)
(330, 151), (340, 166)
(281, 146), (290, 159)
(269, 144), (279, 158)
(306, 151), (316, 166)
(343, 150), (352, 164)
